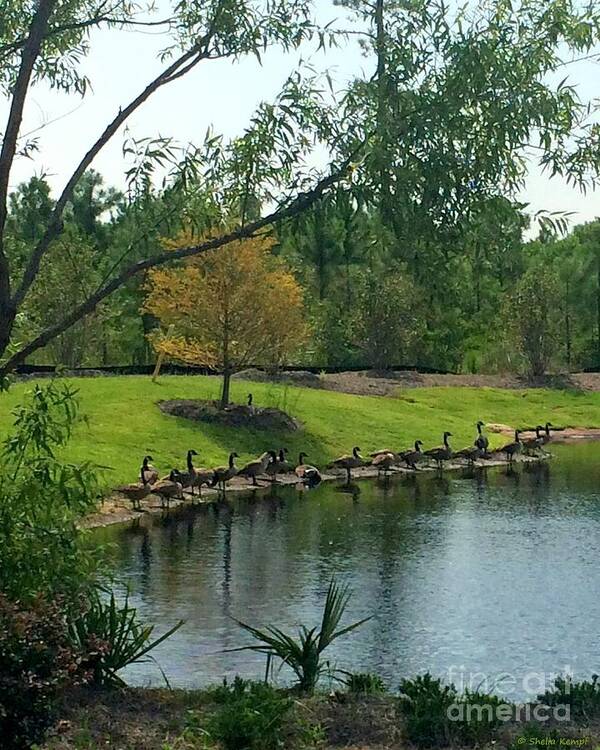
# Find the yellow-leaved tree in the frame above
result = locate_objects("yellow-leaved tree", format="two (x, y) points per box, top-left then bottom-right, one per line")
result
(144, 232), (308, 408)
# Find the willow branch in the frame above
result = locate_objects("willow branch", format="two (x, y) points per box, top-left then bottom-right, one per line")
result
(12, 2), (226, 309)
(0, 159), (354, 374)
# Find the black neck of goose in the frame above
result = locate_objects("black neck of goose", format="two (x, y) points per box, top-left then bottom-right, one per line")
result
(229, 453), (235, 468)
(477, 423), (482, 435)
(515, 431), (520, 442)
(443, 435), (449, 447)
(140, 466), (146, 484)
(187, 452), (194, 472)
(545, 424), (551, 435)
(143, 457), (149, 470)
(414, 441), (420, 452)
(353, 448), (359, 458)
(298, 453), (304, 465)
(279, 449), (285, 461)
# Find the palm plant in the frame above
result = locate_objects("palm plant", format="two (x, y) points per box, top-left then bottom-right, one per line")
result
(231, 578), (370, 694)
(69, 589), (183, 687)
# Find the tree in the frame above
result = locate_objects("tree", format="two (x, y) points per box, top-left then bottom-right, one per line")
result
(2, 0), (600, 376)
(354, 268), (419, 371)
(143, 232), (308, 407)
(506, 266), (561, 377)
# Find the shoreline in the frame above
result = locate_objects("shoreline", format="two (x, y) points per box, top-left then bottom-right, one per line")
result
(82, 449), (554, 530)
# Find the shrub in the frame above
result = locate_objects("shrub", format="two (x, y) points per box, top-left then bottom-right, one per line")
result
(68, 588), (183, 687)
(398, 674), (509, 747)
(538, 674), (600, 721)
(205, 680), (294, 750)
(232, 578), (370, 694)
(0, 380), (102, 602)
(452, 688), (511, 745)
(398, 674), (456, 747)
(341, 671), (386, 696)
(0, 595), (82, 749)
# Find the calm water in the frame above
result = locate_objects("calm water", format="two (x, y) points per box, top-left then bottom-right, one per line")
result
(97, 443), (600, 698)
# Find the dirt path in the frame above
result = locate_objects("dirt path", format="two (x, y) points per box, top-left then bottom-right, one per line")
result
(318, 370), (600, 396)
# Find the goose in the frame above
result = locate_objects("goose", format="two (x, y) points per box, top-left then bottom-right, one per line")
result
(372, 451), (397, 476)
(295, 452), (322, 485)
(540, 422), (553, 446)
(424, 432), (453, 469)
(522, 426), (544, 456)
(153, 470), (184, 509)
(370, 447), (396, 459)
(115, 464), (151, 510)
(474, 421), (489, 454)
(454, 445), (483, 466)
(238, 451), (272, 486)
(265, 448), (293, 482)
(399, 440), (424, 470)
(183, 449), (215, 499)
(211, 452), (239, 492)
(142, 455), (159, 485)
(499, 430), (522, 462)
(327, 446), (364, 483)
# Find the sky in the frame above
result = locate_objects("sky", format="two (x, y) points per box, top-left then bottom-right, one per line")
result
(3, 0), (600, 235)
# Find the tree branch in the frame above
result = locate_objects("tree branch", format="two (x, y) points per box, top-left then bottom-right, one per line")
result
(0, 10), (175, 62)
(12, 1), (226, 310)
(0, 159), (354, 375)
(0, 0), (58, 349)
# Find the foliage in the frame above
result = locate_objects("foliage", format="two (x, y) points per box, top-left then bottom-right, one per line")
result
(341, 671), (386, 696)
(354, 269), (419, 371)
(398, 674), (509, 748)
(144, 232), (308, 405)
(398, 674), (456, 747)
(68, 588), (184, 687)
(538, 674), (600, 721)
(0, 594), (83, 749)
(0, 379), (102, 602)
(204, 680), (294, 750)
(231, 578), (370, 694)
(504, 265), (561, 376)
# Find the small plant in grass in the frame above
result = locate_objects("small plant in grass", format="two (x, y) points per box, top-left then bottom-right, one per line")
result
(204, 680), (294, 750)
(231, 578), (370, 694)
(398, 673), (456, 747)
(452, 688), (511, 745)
(538, 674), (600, 720)
(68, 588), (183, 686)
(341, 670), (387, 696)
(399, 674), (511, 747)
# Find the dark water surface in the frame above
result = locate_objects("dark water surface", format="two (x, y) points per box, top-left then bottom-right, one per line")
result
(97, 443), (600, 697)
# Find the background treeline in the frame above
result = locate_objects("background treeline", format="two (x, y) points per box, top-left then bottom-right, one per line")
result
(6, 170), (599, 375)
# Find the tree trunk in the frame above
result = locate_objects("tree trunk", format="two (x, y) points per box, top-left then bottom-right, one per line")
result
(0, 298), (14, 364)
(565, 278), (571, 369)
(375, 0), (390, 224)
(597, 258), (600, 365)
(220, 368), (232, 409)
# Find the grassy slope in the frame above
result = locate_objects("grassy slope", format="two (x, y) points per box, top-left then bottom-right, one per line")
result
(1, 375), (599, 487)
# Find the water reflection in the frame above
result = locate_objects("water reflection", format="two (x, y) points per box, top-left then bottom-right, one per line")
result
(98, 444), (600, 696)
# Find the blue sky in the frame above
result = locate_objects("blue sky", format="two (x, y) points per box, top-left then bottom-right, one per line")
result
(4, 0), (599, 234)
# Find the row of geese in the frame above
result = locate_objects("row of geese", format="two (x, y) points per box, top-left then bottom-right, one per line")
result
(116, 421), (554, 510)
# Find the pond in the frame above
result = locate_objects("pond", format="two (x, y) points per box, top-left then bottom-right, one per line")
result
(97, 442), (600, 699)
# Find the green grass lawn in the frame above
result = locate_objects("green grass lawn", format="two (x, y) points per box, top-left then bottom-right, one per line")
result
(1, 375), (599, 488)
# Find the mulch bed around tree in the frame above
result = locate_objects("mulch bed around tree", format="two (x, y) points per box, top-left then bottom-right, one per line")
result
(158, 398), (302, 431)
